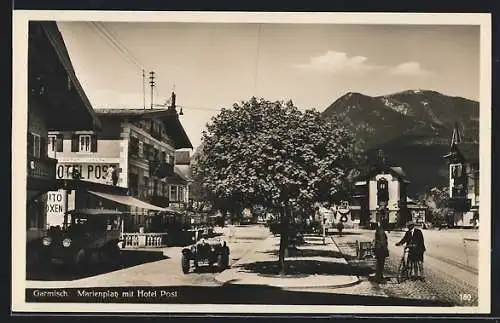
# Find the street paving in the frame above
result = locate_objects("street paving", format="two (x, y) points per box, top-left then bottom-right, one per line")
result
(25, 225), (479, 306)
(328, 228), (479, 306)
(26, 224), (271, 288)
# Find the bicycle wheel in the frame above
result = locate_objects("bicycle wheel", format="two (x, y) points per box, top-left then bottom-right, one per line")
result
(397, 258), (406, 283)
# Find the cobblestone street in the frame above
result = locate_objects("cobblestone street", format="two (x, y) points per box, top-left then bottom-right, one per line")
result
(328, 228), (478, 306)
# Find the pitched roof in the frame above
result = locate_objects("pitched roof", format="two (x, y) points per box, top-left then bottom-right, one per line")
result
(444, 143), (479, 163)
(40, 22), (102, 130)
(353, 164), (410, 183)
(95, 108), (193, 149)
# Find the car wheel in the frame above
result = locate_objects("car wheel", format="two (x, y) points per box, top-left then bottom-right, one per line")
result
(216, 254), (224, 271)
(105, 243), (122, 267)
(181, 255), (190, 274)
(74, 249), (88, 273)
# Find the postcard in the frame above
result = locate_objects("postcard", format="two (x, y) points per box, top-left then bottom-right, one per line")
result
(12, 10), (491, 314)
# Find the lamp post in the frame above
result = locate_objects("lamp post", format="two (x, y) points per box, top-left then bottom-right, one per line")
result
(322, 209), (326, 245)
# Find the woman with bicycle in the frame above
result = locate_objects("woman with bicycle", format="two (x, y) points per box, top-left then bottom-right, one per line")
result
(395, 221), (426, 281)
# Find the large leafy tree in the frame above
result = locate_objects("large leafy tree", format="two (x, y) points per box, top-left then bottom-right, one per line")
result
(193, 97), (362, 273)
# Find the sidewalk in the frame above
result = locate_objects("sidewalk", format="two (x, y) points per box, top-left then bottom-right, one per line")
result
(215, 234), (360, 289)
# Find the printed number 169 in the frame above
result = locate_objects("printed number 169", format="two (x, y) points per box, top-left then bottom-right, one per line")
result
(460, 293), (472, 302)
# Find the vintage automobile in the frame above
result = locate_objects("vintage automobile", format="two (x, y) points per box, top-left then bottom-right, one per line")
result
(181, 238), (230, 274)
(39, 208), (123, 269)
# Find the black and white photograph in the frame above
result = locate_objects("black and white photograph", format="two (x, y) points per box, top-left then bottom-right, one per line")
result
(12, 11), (491, 314)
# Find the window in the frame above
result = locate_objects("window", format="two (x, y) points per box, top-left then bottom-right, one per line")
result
(28, 132), (41, 157)
(129, 137), (139, 156)
(79, 135), (91, 152)
(178, 186), (185, 202)
(170, 185), (178, 202)
(48, 135), (63, 153)
(149, 179), (155, 196)
(71, 134), (97, 153)
(167, 154), (175, 165)
(143, 177), (149, 198)
(451, 164), (463, 179)
(129, 174), (139, 196)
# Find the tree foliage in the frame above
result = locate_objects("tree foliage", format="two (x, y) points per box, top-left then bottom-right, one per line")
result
(419, 186), (451, 226)
(193, 97), (363, 210)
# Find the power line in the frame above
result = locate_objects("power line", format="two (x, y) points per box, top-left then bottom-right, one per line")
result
(86, 22), (148, 109)
(94, 22), (144, 70)
(90, 22), (143, 71)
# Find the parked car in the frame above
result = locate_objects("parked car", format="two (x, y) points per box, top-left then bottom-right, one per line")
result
(181, 237), (229, 274)
(39, 208), (123, 269)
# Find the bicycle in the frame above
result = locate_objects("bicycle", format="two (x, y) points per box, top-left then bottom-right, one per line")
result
(396, 244), (417, 283)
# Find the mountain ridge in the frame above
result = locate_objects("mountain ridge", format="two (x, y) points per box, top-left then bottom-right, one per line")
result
(321, 89), (479, 197)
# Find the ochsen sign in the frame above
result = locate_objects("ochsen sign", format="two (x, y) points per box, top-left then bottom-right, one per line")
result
(56, 163), (119, 183)
(46, 189), (66, 227)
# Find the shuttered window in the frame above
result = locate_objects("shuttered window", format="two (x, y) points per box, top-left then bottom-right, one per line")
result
(48, 135), (64, 153)
(71, 133), (97, 153)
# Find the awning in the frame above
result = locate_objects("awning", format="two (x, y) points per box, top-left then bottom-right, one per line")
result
(88, 191), (177, 213)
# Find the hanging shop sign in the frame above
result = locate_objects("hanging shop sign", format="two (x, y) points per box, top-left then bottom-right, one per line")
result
(46, 189), (66, 227)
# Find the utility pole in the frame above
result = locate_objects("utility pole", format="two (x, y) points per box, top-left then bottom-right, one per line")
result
(142, 69), (146, 110)
(149, 71), (155, 109)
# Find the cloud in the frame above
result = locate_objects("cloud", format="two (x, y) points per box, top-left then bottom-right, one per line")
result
(389, 62), (432, 77)
(294, 51), (383, 75)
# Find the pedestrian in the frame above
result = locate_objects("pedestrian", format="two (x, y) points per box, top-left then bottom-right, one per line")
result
(336, 220), (344, 237)
(221, 241), (230, 269)
(396, 221), (426, 281)
(374, 222), (389, 283)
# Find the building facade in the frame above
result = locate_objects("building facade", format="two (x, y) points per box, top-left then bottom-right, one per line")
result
(26, 22), (102, 264)
(49, 94), (193, 233)
(351, 151), (410, 229)
(444, 125), (480, 227)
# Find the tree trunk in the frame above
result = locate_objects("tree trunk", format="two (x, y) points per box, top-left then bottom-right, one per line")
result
(278, 203), (289, 275)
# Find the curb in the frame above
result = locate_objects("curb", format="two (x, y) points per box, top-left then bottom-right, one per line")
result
(329, 235), (353, 266)
(215, 234), (361, 289)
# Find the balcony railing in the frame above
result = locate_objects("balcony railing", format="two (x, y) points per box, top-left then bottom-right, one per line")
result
(121, 232), (168, 248)
(149, 160), (175, 178)
(27, 156), (57, 180)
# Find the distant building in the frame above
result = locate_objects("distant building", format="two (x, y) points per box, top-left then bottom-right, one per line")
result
(351, 150), (410, 229)
(406, 197), (428, 227)
(443, 123), (479, 227)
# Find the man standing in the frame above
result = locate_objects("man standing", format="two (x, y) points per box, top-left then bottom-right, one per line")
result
(396, 221), (426, 280)
(374, 222), (389, 283)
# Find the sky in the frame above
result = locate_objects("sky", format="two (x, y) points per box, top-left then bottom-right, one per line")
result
(57, 22), (480, 150)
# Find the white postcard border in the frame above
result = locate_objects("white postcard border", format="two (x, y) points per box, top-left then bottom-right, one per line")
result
(12, 10), (492, 314)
